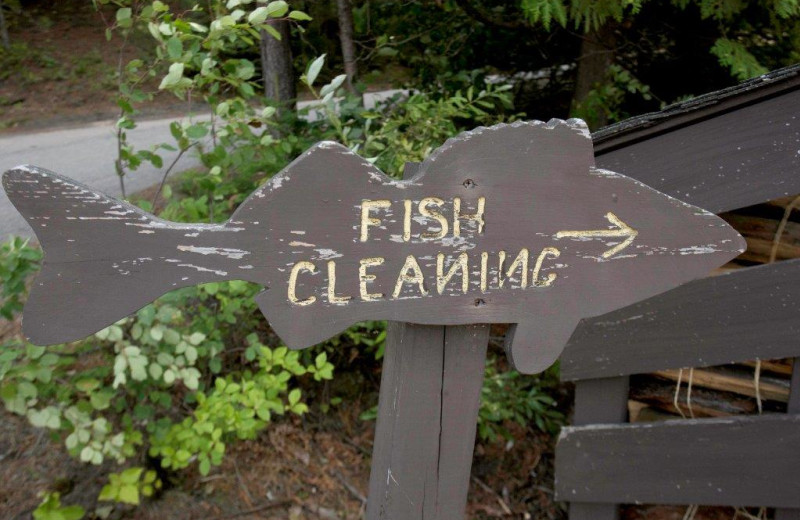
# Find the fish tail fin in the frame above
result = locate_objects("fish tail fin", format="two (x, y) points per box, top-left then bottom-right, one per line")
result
(2, 165), (187, 345)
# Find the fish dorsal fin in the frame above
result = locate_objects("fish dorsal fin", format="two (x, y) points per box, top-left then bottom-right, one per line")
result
(413, 119), (595, 183)
(230, 141), (401, 224)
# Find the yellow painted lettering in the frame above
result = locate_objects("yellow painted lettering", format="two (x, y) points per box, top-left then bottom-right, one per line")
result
(360, 199), (391, 242)
(453, 196), (485, 237)
(326, 260), (351, 304)
(359, 257), (385, 301)
(403, 199), (412, 242)
(480, 251), (489, 293)
(419, 197), (448, 239)
(288, 261), (317, 306)
(532, 247), (561, 287)
(436, 253), (469, 295)
(392, 254), (428, 298)
(498, 248), (529, 289)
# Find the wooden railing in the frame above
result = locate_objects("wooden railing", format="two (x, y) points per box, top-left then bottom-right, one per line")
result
(555, 64), (800, 520)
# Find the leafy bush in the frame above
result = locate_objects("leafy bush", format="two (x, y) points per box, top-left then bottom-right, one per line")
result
(478, 357), (565, 441)
(0, 235), (42, 319)
(33, 492), (84, 520)
(0, 2), (536, 513)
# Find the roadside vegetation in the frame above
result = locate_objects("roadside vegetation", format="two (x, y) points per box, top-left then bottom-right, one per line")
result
(1, 0), (799, 518)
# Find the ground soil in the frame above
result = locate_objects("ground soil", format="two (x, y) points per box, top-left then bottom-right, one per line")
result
(0, 2), (196, 134)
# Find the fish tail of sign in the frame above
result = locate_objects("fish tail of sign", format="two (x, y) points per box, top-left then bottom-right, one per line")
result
(504, 319), (579, 374)
(2, 165), (228, 345)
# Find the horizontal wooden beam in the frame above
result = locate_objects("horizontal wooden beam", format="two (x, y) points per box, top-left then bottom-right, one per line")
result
(561, 258), (800, 381)
(555, 414), (800, 508)
(595, 86), (800, 213)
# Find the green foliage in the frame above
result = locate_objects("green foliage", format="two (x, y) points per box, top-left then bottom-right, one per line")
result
(99, 467), (161, 505)
(711, 37), (769, 80)
(478, 357), (565, 442)
(149, 334), (332, 475)
(521, 0), (568, 30)
(0, 235), (42, 319)
(572, 64), (653, 128)
(33, 492), (85, 520)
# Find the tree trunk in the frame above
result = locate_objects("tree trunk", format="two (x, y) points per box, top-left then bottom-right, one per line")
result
(336, 0), (358, 93)
(260, 20), (296, 104)
(571, 24), (617, 128)
(0, 0), (11, 50)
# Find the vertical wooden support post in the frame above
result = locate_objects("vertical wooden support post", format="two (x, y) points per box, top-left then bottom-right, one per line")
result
(366, 160), (490, 520)
(567, 376), (629, 520)
(775, 359), (800, 520)
(366, 323), (489, 519)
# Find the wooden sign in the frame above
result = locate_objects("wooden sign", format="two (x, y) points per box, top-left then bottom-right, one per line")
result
(2, 119), (745, 373)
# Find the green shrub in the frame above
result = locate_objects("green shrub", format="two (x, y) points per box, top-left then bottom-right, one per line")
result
(0, 235), (42, 319)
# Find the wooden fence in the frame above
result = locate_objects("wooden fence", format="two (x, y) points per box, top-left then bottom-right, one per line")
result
(555, 64), (800, 519)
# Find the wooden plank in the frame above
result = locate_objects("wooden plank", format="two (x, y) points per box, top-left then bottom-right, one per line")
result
(573, 377), (629, 426)
(365, 322), (489, 519)
(567, 377), (628, 520)
(593, 64), (800, 153)
(435, 324), (490, 517)
(366, 323), (445, 519)
(652, 367), (789, 403)
(629, 375), (762, 418)
(561, 258), (800, 381)
(4, 120), (743, 375)
(366, 162), (490, 520)
(555, 414), (800, 508)
(776, 359), (800, 520)
(595, 85), (800, 214)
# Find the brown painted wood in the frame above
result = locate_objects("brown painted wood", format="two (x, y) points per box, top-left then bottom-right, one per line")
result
(3, 120), (742, 373)
(366, 163), (490, 520)
(561, 258), (800, 381)
(593, 64), (800, 153)
(567, 377), (628, 520)
(555, 414), (800, 508)
(789, 359), (800, 414)
(595, 78), (800, 214)
(365, 323), (489, 519)
(775, 359), (800, 520)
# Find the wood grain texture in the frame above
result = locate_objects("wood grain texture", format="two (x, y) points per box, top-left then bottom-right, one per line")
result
(561, 258), (800, 381)
(593, 64), (800, 151)
(3, 119), (743, 373)
(789, 359), (800, 414)
(555, 414), (800, 507)
(365, 323), (489, 520)
(567, 377), (628, 520)
(594, 64), (800, 214)
(775, 360), (800, 520)
(595, 82), (800, 214)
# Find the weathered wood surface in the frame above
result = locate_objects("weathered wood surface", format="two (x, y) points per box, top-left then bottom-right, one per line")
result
(3, 119), (743, 373)
(561, 258), (800, 381)
(567, 377), (628, 520)
(594, 65), (800, 214)
(365, 322), (489, 520)
(629, 374), (773, 418)
(776, 358), (800, 520)
(555, 414), (800, 508)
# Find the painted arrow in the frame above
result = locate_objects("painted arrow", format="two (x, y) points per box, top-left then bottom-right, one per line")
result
(555, 212), (638, 258)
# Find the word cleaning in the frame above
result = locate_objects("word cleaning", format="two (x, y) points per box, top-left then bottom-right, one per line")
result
(286, 196), (563, 306)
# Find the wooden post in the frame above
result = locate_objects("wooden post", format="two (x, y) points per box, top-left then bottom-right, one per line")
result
(775, 358), (800, 520)
(366, 162), (490, 519)
(567, 376), (629, 520)
(366, 323), (489, 519)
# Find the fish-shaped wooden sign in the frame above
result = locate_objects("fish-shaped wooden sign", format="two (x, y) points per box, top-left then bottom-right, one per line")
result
(3, 119), (745, 373)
